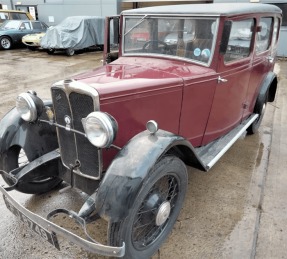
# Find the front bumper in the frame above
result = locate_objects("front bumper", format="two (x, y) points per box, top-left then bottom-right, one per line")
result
(0, 185), (125, 257)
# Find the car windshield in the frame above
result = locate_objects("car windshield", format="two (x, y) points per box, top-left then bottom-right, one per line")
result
(1, 20), (20, 30)
(123, 16), (218, 65)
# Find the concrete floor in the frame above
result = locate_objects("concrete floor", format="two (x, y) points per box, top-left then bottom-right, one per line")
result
(0, 49), (286, 259)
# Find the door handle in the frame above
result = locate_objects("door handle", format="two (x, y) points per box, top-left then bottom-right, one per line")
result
(217, 76), (228, 83)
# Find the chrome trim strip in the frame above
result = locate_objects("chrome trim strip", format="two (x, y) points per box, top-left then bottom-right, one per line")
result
(207, 114), (259, 169)
(40, 120), (87, 137)
(0, 185), (125, 257)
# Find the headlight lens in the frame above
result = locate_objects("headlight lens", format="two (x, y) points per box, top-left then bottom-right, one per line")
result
(82, 112), (118, 148)
(16, 93), (37, 122)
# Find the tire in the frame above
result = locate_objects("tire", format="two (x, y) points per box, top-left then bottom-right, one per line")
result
(247, 92), (268, 134)
(47, 48), (55, 55)
(27, 46), (36, 51)
(108, 156), (188, 259)
(1, 145), (62, 194)
(0, 36), (12, 50)
(66, 48), (75, 56)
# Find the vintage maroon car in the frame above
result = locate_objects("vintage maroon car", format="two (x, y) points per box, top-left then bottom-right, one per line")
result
(0, 3), (282, 258)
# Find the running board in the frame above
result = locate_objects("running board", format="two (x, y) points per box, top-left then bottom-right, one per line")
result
(195, 114), (259, 171)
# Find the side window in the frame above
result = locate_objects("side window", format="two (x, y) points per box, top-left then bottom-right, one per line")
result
(32, 22), (42, 30)
(19, 13), (29, 20)
(256, 17), (272, 53)
(224, 19), (254, 63)
(20, 22), (31, 30)
(0, 12), (9, 22)
(271, 18), (280, 48)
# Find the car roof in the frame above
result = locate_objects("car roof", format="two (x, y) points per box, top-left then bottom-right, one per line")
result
(4, 20), (40, 23)
(0, 9), (28, 13)
(122, 3), (282, 16)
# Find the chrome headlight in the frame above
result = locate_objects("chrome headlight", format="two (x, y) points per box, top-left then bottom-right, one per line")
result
(82, 112), (118, 148)
(16, 92), (43, 122)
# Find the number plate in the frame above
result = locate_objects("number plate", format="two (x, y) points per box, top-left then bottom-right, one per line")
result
(3, 196), (59, 249)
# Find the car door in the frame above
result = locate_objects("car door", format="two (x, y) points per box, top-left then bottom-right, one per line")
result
(14, 21), (32, 43)
(244, 16), (278, 118)
(202, 18), (255, 145)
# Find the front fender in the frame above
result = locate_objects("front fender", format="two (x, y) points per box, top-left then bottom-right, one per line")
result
(95, 129), (203, 222)
(0, 101), (58, 163)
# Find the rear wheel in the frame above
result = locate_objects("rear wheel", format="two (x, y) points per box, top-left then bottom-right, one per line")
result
(108, 156), (188, 259)
(247, 92), (268, 134)
(1, 145), (62, 194)
(66, 48), (75, 56)
(47, 48), (55, 55)
(0, 36), (12, 50)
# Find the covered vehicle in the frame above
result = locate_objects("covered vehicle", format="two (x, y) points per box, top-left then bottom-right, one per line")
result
(40, 16), (105, 56)
(0, 3), (282, 259)
(0, 20), (48, 50)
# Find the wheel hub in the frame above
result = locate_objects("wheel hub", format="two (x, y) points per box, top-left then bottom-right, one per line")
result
(155, 201), (171, 226)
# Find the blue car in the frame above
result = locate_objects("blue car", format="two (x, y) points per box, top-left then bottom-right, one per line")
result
(0, 20), (48, 50)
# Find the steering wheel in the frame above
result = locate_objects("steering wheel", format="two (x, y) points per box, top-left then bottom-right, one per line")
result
(142, 40), (169, 54)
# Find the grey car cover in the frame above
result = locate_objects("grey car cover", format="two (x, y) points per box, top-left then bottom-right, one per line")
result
(40, 16), (105, 50)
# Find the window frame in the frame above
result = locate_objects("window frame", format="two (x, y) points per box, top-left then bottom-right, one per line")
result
(223, 18), (255, 64)
(122, 15), (219, 67)
(255, 16), (273, 54)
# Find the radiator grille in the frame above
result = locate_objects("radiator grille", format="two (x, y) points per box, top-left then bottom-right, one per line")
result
(51, 87), (100, 178)
(69, 92), (100, 175)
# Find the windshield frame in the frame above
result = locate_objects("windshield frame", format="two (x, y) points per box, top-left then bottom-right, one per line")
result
(122, 14), (219, 67)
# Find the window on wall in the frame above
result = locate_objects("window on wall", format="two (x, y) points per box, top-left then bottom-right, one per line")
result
(256, 17), (272, 53)
(224, 19), (254, 63)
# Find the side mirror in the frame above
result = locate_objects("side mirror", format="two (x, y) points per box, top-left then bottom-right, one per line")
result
(220, 21), (232, 55)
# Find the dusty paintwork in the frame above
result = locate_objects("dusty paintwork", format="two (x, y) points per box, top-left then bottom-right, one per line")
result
(0, 49), (286, 258)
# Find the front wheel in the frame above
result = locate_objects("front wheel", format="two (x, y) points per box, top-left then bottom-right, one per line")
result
(27, 46), (37, 51)
(1, 146), (62, 194)
(0, 36), (12, 50)
(46, 48), (55, 55)
(108, 156), (188, 259)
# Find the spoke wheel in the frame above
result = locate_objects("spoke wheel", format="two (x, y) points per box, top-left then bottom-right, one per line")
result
(0, 36), (12, 50)
(247, 92), (268, 134)
(0, 145), (62, 194)
(109, 156), (188, 259)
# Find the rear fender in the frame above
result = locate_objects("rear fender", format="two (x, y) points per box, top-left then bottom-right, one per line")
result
(259, 72), (278, 103)
(0, 100), (58, 163)
(95, 129), (204, 222)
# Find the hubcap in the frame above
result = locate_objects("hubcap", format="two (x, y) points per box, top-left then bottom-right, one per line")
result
(1, 39), (10, 49)
(131, 175), (179, 249)
(156, 201), (171, 226)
